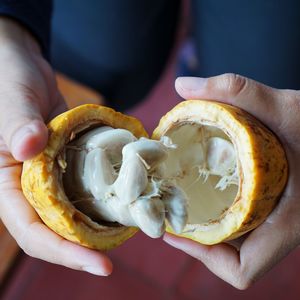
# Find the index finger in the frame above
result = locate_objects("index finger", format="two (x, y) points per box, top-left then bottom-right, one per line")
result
(175, 74), (287, 132)
(163, 211), (295, 290)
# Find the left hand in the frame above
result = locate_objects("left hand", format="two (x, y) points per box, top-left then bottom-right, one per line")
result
(0, 17), (112, 276)
(164, 73), (300, 289)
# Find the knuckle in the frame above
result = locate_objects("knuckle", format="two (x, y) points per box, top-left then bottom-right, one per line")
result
(19, 237), (35, 257)
(233, 277), (253, 290)
(276, 90), (300, 135)
(231, 268), (254, 290)
(222, 73), (248, 97)
(286, 90), (300, 109)
(18, 223), (38, 258)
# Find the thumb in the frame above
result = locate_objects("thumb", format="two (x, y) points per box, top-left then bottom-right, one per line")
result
(0, 96), (48, 162)
(175, 73), (283, 130)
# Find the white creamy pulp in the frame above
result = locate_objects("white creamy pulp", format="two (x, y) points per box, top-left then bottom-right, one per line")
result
(63, 123), (239, 238)
(162, 124), (239, 224)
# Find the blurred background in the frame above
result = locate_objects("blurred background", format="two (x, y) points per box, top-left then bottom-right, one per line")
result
(1, 0), (300, 299)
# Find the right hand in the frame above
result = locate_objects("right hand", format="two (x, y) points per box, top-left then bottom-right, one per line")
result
(0, 17), (113, 276)
(164, 74), (300, 289)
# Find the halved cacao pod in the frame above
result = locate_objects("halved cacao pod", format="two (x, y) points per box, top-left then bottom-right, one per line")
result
(21, 101), (288, 249)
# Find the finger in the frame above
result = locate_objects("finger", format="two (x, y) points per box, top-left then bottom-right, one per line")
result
(20, 219), (113, 276)
(0, 142), (113, 276)
(0, 183), (113, 277)
(175, 74), (284, 130)
(225, 234), (248, 251)
(163, 233), (243, 288)
(164, 213), (295, 290)
(0, 86), (48, 161)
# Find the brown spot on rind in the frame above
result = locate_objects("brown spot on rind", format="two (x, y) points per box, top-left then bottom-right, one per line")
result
(242, 212), (259, 228)
(264, 162), (270, 173)
(262, 185), (270, 194)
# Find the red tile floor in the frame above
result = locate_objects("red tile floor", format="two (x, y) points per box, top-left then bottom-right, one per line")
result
(1, 41), (300, 300)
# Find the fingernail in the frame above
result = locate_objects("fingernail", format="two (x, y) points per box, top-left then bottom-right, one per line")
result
(83, 266), (110, 276)
(176, 77), (207, 91)
(11, 124), (36, 147)
(10, 121), (49, 161)
(12, 123), (40, 144)
(14, 124), (36, 138)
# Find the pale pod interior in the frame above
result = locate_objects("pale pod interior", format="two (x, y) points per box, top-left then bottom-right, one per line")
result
(162, 123), (239, 225)
(63, 123), (239, 239)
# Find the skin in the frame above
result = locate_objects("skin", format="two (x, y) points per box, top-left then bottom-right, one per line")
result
(164, 74), (300, 289)
(0, 17), (112, 276)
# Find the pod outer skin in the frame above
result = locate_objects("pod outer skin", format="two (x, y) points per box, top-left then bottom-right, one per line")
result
(21, 104), (147, 250)
(152, 100), (288, 245)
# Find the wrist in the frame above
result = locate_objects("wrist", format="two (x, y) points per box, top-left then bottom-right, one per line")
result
(0, 16), (41, 55)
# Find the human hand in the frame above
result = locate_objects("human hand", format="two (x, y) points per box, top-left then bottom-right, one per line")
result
(0, 17), (112, 275)
(164, 73), (300, 289)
